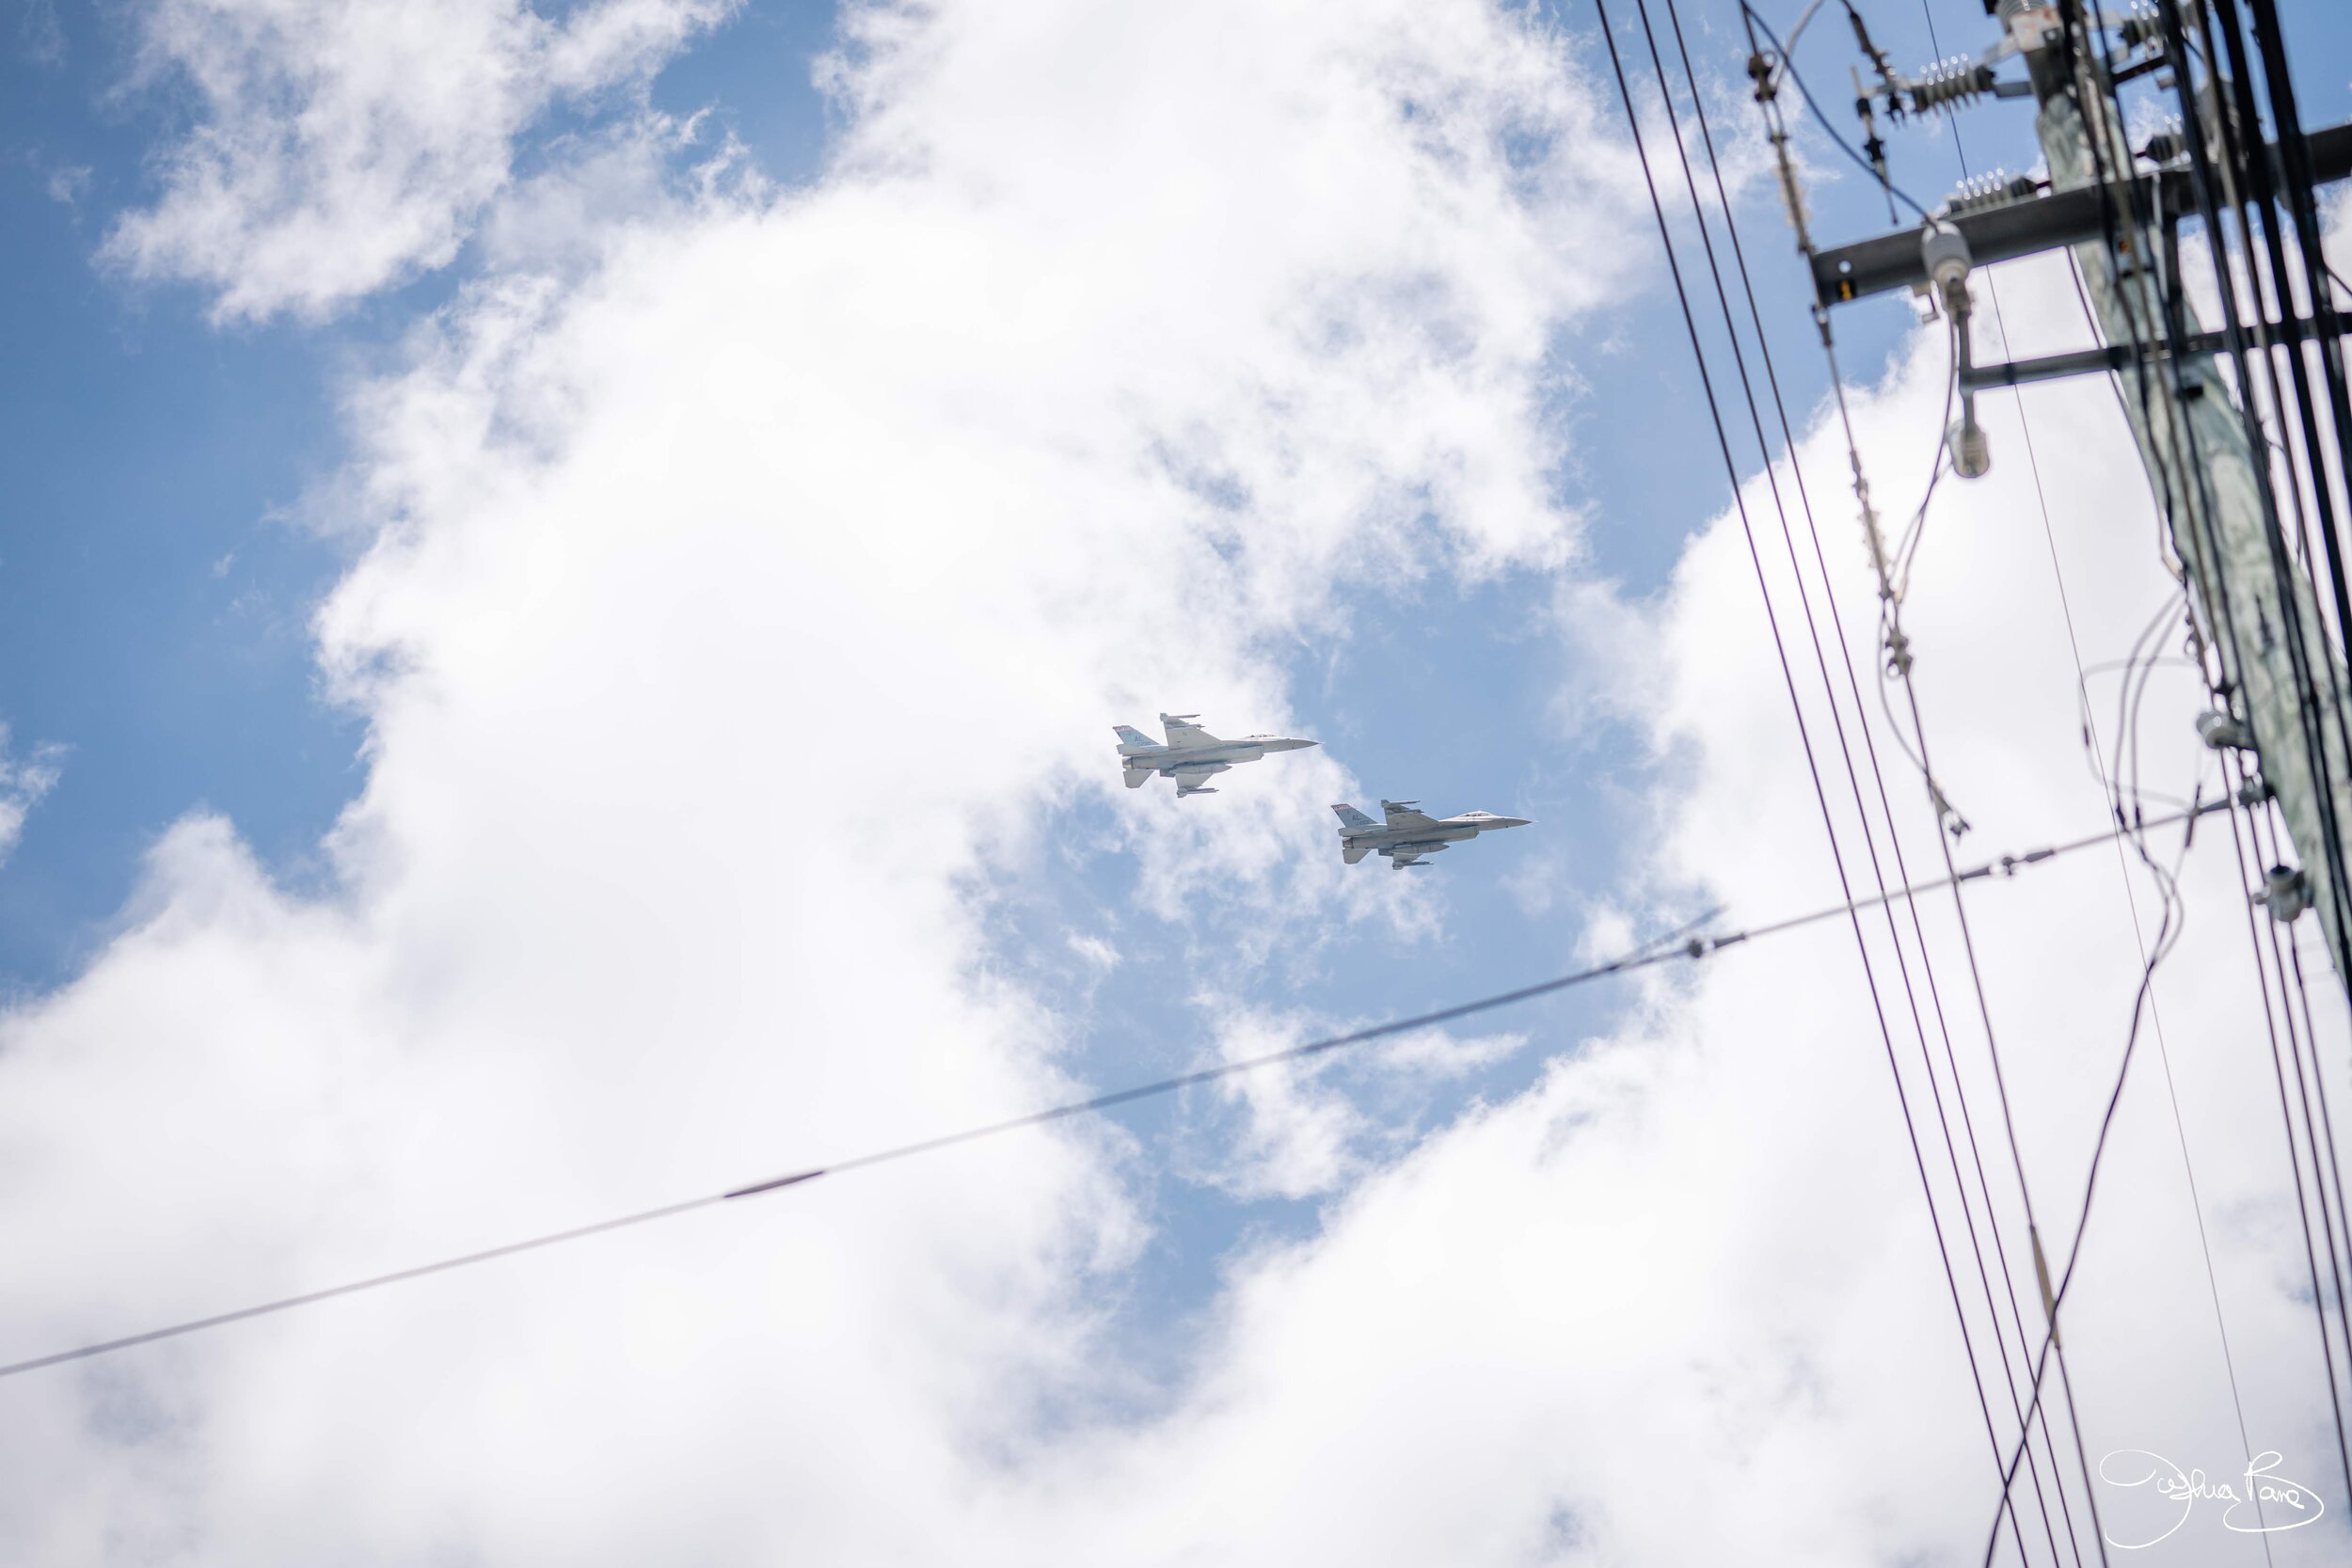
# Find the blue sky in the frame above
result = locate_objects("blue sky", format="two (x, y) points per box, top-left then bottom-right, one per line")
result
(6, 0), (2350, 1345)
(0, 0), (1669, 990)
(0, 0), (854, 988)
(7, 2), (2352, 1559)
(12, 0), (2344, 991)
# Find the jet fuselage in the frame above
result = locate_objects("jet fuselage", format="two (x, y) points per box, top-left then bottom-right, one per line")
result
(1116, 736), (1313, 767)
(1115, 714), (1317, 796)
(1331, 801), (1533, 866)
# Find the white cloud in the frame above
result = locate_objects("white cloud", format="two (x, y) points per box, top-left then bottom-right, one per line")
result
(977, 257), (2352, 1563)
(1065, 931), (1119, 971)
(1193, 1010), (1369, 1202)
(0, 726), (62, 867)
(1, 1), (1645, 1561)
(36, 0), (2344, 1559)
(40, 162), (89, 207)
(1375, 1023), (1525, 1077)
(17, 0), (64, 69)
(103, 0), (734, 321)
(1183, 1016), (1531, 1203)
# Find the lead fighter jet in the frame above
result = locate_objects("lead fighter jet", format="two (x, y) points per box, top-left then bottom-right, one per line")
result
(1114, 713), (1317, 797)
(1331, 800), (1531, 868)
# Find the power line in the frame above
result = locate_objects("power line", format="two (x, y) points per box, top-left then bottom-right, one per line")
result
(2012, 50), (2281, 1550)
(1973, 3), (2352, 1544)
(2013, 177), (2278, 1568)
(0, 810), (2213, 1385)
(1979, 798), (2201, 1567)
(2232, 765), (2352, 1492)
(1740, 8), (1930, 220)
(2050, 18), (2352, 1540)
(1674, 20), (2086, 1557)
(2198, 0), (2352, 1442)
(2136, 0), (2352, 1502)
(1911, 3), (2188, 1555)
(1736, 7), (2111, 1553)
(1615, 3), (2055, 1553)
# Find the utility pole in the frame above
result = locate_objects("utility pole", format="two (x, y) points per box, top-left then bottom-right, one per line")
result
(1806, 0), (2352, 995)
(2026, 0), (2352, 987)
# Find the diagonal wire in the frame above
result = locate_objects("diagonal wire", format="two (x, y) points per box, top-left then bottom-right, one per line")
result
(0, 812), (2211, 1386)
(1607, 0), (2042, 1555)
(1915, 0), (2257, 1551)
(1675, 0), (2093, 1556)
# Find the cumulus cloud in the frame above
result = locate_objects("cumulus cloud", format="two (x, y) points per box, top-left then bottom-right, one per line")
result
(3, 1), (1649, 1561)
(980, 257), (2352, 1563)
(103, 0), (735, 321)
(1195, 1011), (1369, 1202)
(1184, 1015), (1531, 1203)
(27, 0), (2348, 1560)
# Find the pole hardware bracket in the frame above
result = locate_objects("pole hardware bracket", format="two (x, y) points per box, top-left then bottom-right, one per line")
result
(1810, 122), (2352, 307)
(2197, 709), (2257, 752)
(2259, 864), (2312, 923)
(1923, 221), (1993, 477)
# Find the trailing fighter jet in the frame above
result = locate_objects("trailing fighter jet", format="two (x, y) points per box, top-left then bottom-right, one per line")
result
(1331, 800), (1532, 868)
(1114, 713), (1317, 797)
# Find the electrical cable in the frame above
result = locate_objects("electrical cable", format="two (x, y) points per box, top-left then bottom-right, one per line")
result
(2246, 794), (2352, 1446)
(1748, 6), (2133, 1553)
(2151, 4), (2352, 1491)
(1973, 8), (2352, 1544)
(2219, 765), (2352, 1508)
(1743, 7), (1932, 220)
(0, 811), (2214, 1386)
(2056, 0), (2252, 731)
(1708, 2), (2098, 1552)
(2147, 0), (2352, 1009)
(2233, 0), (2352, 686)
(2286, 936), (2352, 1345)
(1639, 2), (2070, 1553)
(1869, 322), (1970, 839)
(2208, 0), (2352, 1385)
(1979, 798), (2202, 1567)
(2187, 0), (2352, 727)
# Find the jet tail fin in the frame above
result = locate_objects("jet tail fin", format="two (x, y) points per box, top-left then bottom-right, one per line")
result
(1331, 803), (1376, 831)
(1122, 765), (1154, 788)
(1343, 844), (1370, 864)
(1113, 724), (1155, 748)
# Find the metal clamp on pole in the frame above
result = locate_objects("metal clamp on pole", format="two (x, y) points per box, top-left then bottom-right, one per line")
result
(1924, 220), (1992, 477)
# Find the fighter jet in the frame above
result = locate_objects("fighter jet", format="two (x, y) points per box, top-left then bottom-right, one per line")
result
(1331, 800), (1532, 868)
(1114, 713), (1317, 797)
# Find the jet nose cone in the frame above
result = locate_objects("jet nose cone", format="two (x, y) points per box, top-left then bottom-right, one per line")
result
(1494, 816), (1533, 829)
(1273, 736), (1318, 751)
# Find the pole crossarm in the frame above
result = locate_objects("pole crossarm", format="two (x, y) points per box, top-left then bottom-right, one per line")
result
(1961, 314), (2352, 392)
(1809, 119), (2352, 305)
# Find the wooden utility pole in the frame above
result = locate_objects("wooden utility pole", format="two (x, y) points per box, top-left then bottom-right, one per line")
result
(1810, 0), (2352, 991)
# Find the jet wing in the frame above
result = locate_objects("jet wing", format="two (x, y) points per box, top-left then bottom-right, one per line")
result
(1382, 803), (1440, 831)
(1171, 761), (1231, 796)
(1163, 715), (1220, 748)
